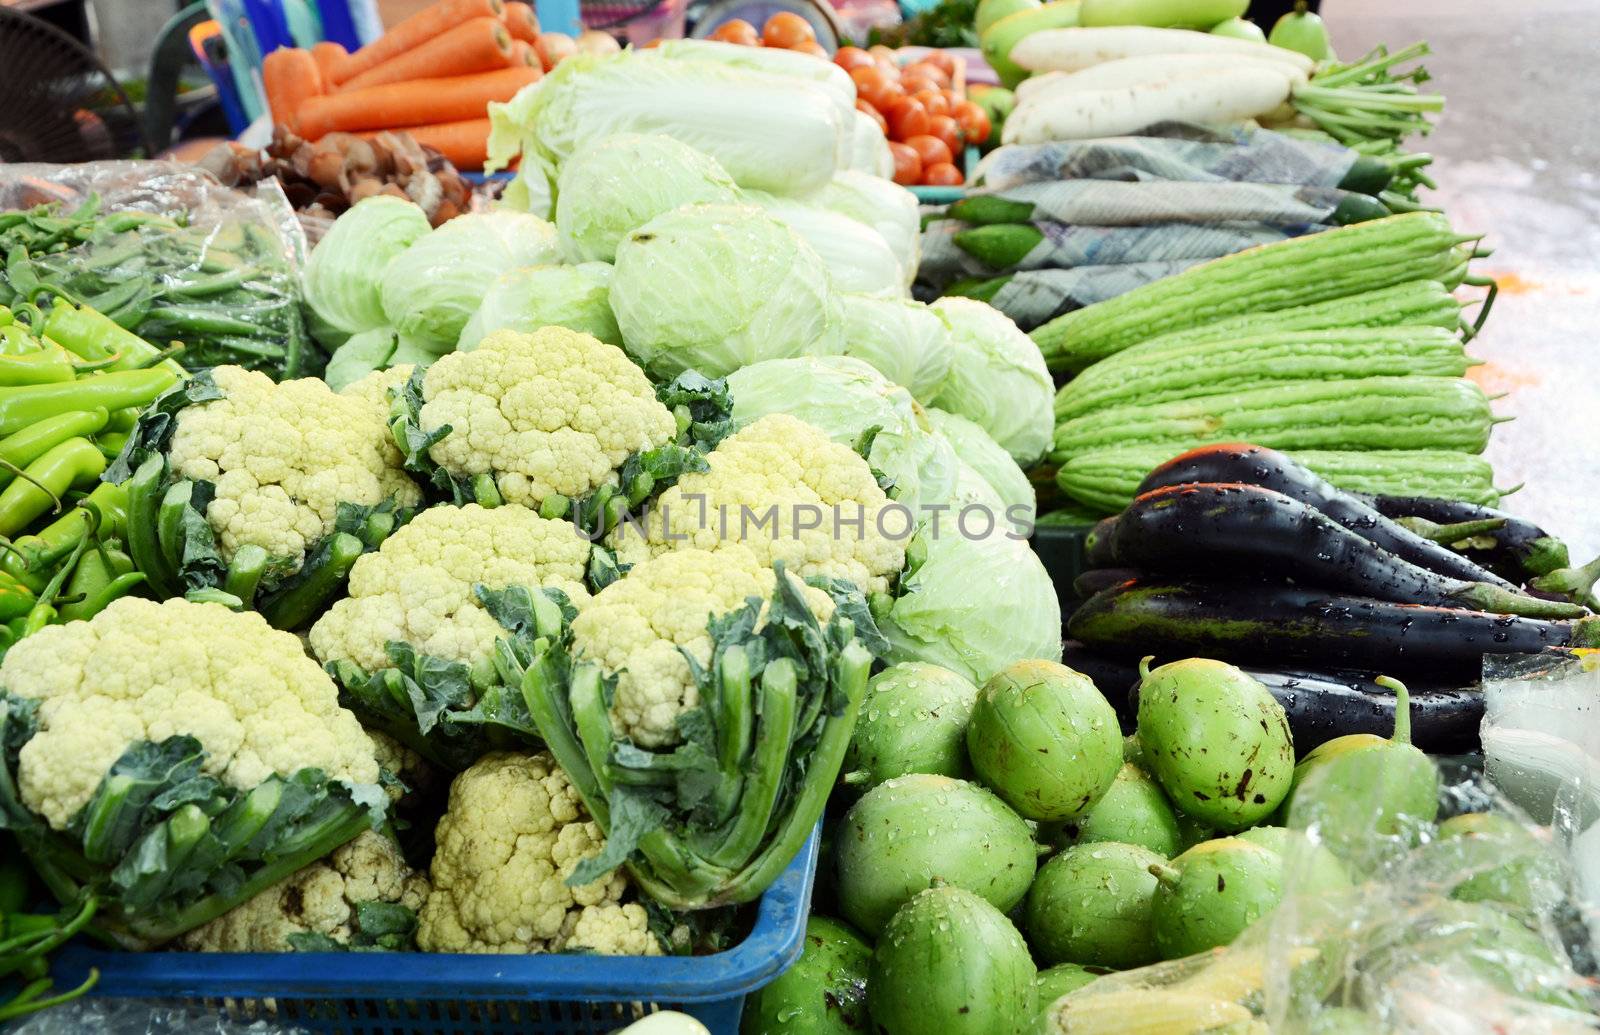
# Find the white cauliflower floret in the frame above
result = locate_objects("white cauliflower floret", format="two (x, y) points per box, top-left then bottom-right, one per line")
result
(309, 503), (591, 675)
(1, 597), (380, 830)
(167, 366), (421, 570)
(573, 546), (834, 748)
(340, 364), (416, 470)
(180, 830), (429, 952)
(418, 327), (677, 509)
(609, 413), (905, 596)
(416, 751), (660, 956)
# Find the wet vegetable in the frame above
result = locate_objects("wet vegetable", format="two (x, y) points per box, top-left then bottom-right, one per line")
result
(966, 659), (1123, 821)
(1025, 841), (1164, 968)
(1280, 677), (1439, 870)
(1033, 963), (1103, 1027)
(1053, 762), (1181, 857)
(1148, 837), (1285, 958)
(836, 774), (1038, 936)
(869, 885), (1037, 1035)
(1365, 494), (1569, 581)
(742, 915), (871, 1034)
(842, 663), (980, 791)
(1134, 657), (1294, 831)
(1233, 826), (1350, 894)
(1431, 813), (1566, 917)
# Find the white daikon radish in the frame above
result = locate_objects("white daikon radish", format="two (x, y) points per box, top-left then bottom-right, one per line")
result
(1011, 25), (1315, 74)
(1033, 52), (1308, 94)
(1001, 65), (1296, 144)
(1014, 70), (1072, 104)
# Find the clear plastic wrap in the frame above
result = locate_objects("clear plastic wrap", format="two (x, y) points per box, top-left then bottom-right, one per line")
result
(1044, 653), (1600, 1033)
(0, 160), (319, 380)
(5, 999), (309, 1035)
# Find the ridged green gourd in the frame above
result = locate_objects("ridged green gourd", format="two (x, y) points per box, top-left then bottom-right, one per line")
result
(1031, 213), (1476, 372)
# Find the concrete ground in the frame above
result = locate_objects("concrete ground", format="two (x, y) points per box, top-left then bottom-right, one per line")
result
(1326, 0), (1600, 559)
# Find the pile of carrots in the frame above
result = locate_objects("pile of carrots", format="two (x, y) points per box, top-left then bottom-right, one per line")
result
(262, 0), (571, 170)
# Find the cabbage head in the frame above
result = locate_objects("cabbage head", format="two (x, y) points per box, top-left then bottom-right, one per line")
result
(379, 211), (560, 352)
(459, 263), (621, 351)
(882, 526), (1062, 685)
(727, 355), (958, 514)
(488, 52), (846, 196)
(303, 196), (430, 339)
(555, 133), (739, 264)
(838, 294), (953, 404)
(929, 297), (1054, 466)
(650, 38), (856, 135)
(323, 326), (399, 392)
(848, 110), (895, 180)
(814, 171), (920, 289)
(925, 408), (1036, 529)
(610, 203), (842, 378)
(743, 192), (904, 298)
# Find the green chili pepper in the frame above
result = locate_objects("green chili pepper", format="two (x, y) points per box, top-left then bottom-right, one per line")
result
(0, 306), (11, 329)
(123, 456), (177, 598)
(0, 438), (107, 538)
(41, 300), (185, 376)
(70, 571), (144, 620)
(0, 569), (36, 623)
(101, 407), (138, 433)
(0, 410), (108, 488)
(142, 307), (262, 337)
(57, 548), (111, 623)
(6, 481), (130, 580)
(94, 431), (129, 460)
(0, 350), (76, 387)
(0, 326), (37, 356)
(162, 266), (256, 298)
(0, 368), (176, 436)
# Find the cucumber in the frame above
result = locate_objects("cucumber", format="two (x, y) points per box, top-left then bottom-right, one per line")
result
(953, 224), (1045, 269)
(948, 195), (1036, 225)
(1338, 154), (1396, 194)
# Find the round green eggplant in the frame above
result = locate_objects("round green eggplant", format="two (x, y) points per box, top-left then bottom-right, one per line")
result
(1033, 962), (1102, 1027)
(1025, 841), (1164, 968)
(869, 885), (1037, 1035)
(742, 916), (871, 1034)
(1269, 3), (1332, 60)
(1234, 826), (1350, 895)
(1149, 837), (1285, 959)
(1135, 657), (1295, 831)
(836, 774), (1037, 936)
(843, 662), (981, 791)
(1059, 762), (1182, 857)
(967, 659), (1122, 822)
(1434, 812), (1566, 915)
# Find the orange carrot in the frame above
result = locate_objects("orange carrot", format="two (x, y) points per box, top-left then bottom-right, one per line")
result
(338, 17), (514, 93)
(510, 39), (540, 67)
(262, 48), (323, 131)
(296, 66), (539, 140)
(369, 118), (492, 170)
(501, 1), (539, 42)
(328, 0), (504, 85)
(310, 41), (348, 84)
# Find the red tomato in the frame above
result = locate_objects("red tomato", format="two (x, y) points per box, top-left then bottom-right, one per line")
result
(834, 45), (875, 72)
(902, 60), (951, 89)
(920, 50), (958, 76)
(849, 65), (903, 111)
(884, 96), (930, 141)
(927, 113), (963, 156)
(912, 88), (950, 118)
(791, 39), (829, 57)
(903, 133), (953, 169)
(899, 73), (939, 97)
(954, 100), (992, 145)
(868, 44), (899, 69)
(922, 161), (963, 186)
(855, 99), (888, 134)
(709, 18), (760, 45)
(889, 142), (922, 186)
(762, 11), (816, 48)
(939, 87), (963, 111)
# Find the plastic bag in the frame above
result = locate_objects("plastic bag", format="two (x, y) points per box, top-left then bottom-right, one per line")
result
(4, 999), (309, 1035)
(1043, 653), (1600, 1033)
(0, 160), (319, 380)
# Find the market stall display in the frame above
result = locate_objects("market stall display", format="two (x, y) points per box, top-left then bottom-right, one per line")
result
(0, 3), (1597, 1032)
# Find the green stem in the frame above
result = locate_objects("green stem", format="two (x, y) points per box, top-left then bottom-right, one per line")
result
(258, 532), (364, 630)
(1453, 583), (1585, 620)
(698, 659), (797, 870)
(1374, 676), (1412, 744)
(1530, 555), (1600, 603)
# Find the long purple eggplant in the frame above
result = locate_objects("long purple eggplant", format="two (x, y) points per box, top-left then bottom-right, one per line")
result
(1108, 483), (1586, 619)
(1135, 444), (1512, 588)
(1067, 576), (1600, 680)
(1363, 493), (1570, 580)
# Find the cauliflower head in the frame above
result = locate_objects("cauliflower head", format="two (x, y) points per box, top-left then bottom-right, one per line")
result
(341, 363), (417, 470)
(181, 830), (429, 952)
(417, 327), (677, 510)
(167, 366), (421, 570)
(608, 413), (905, 597)
(417, 751), (659, 956)
(573, 545), (834, 748)
(310, 503), (592, 675)
(1, 597), (380, 830)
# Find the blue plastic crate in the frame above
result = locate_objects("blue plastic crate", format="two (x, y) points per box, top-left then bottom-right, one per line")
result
(910, 145), (980, 206)
(51, 828), (820, 1035)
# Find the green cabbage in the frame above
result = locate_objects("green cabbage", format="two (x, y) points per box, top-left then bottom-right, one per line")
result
(743, 192), (904, 297)
(883, 528), (1063, 685)
(379, 211), (559, 352)
(727, 355), (958, 513)
(610, 203), (842, 378)
(930, 297), (1055, 466)
(303, 196), (430, 339)
(487, 52), (848, 196)
(650, 38), (857, 133)
(925, 408), (1037, 528)
(323, 326), (399, 391)
(849, 110), (895, 180)
(838, 294), (953, 404)
(554, 133), (739, 264)
(813, 171), (920, 289)
(458, 263), (621, 351)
